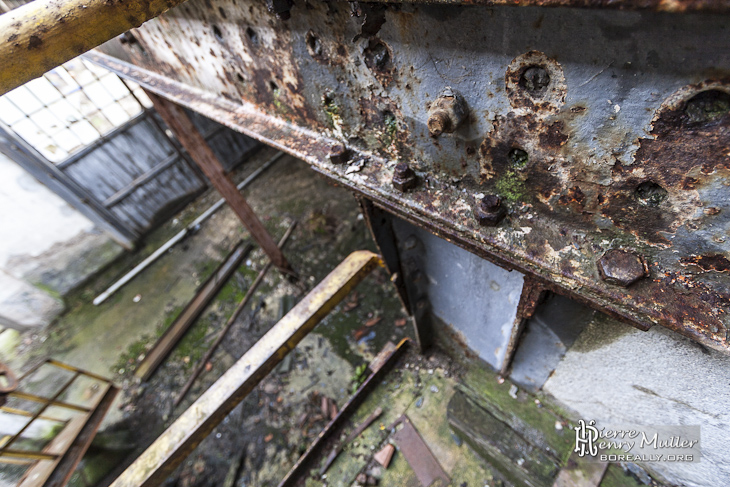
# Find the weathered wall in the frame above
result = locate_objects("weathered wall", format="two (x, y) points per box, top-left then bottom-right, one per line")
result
(0, 151), (122, 330)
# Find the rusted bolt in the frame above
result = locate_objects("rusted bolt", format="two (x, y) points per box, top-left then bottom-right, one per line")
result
(474, 194), (506, 227)
(597, 249), (648, 287)
(427, 111), (451, 137)
(427, 87), (467, 137)
(328, 144), (349, 165)
(392, 162), (417, 192)
(520, 66), (550, 94)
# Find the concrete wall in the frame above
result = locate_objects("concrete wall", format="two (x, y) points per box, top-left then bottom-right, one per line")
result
(0, 152), (122, 330)
(544, 316), (730, 487)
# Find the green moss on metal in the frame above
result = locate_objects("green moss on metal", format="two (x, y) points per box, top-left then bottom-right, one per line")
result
(495, 170), (527, 203)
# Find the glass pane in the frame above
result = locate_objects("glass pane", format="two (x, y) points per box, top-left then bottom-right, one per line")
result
(5, 86), (43, 114)
(69, 120), (100, 145)
(82, 81), (114, 108)
(47, 99), (83, 126)
(99, 74), (130, 100)
(29, 108), (66, 135)
(12, 118), (47, 148)
(25, 77), (62, 105)
(65, 90), (97, 118)
(0, 97), (26, 125)
(52, 128), (84, 153)
(45, 68), (81, 96)
(101, 104), (130, 127)
(118, 94), (144, 117)
(86, 110), (115, 134)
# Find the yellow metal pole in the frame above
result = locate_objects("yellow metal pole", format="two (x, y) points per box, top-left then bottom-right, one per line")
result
(110, 250), (383, 487)
(0, 0), (188, 95)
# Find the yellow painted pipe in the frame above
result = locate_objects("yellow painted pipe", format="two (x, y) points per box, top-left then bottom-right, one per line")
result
(0, 0), (187, 95)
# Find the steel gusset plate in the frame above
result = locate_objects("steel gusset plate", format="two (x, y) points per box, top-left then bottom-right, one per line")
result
(88, 0), (730, 353)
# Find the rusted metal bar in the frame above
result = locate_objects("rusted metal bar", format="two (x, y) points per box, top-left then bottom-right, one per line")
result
(0, 0), (189, 95)
(500, 276), (547, 377)
(278, 339), (409, 487)
(145, 91), (293, 274)
(357, 197), (412, 314)
(391, 415), (450, 487)
(0, 406), (67, 423)
(135, 241), (254, 381)
(7, 392), (90, 413)
(319, 407), (384, 475)
(110, 250), (383, 487)
(173, 221), (297, 407)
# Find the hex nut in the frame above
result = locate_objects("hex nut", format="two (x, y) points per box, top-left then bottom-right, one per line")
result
(597, 249), (648, 287)
(427, 87), (467, 137)
(392, 163), (417, 192)
(474, 194), (506, 227)
(328, 144), (349, 165)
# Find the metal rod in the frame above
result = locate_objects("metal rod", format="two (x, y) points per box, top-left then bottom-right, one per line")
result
(278, 340), (408, 487)
(93, 151), (285, 306)
(0, 449), (60, 461)
(174, 221), (297, 407)
(8, 392), (90, 413)
(0, 406), (68, 423)
(146, 92), (293, 274)
(109, 250), (383, 487)
(0, 0), (189, 95)
(134, 242), (254, 382)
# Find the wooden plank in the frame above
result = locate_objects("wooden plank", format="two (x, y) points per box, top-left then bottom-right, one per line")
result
(134, 242), (254, 381)
(146, 92), (292, 274)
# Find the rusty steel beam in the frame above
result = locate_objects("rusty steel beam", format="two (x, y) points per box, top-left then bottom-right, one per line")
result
(0, 0), (189, 95)
(83, 40), (730, 354)
(146, 91), (293, 274)
(109, 250), (383, 487)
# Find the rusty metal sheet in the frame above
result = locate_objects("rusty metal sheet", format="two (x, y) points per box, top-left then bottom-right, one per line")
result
(392, 415), (450, 487)
(87, 0), (730, 353)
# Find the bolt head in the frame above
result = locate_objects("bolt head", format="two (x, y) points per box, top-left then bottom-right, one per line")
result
(392, 164), (417, 192)
(480, 194), (502, 212)
(475, 195), (506, 226)
(597, 250), (648, 287)
(328, 144), (349, 165)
